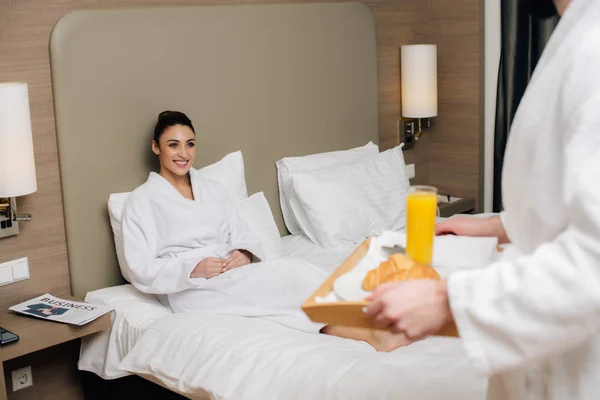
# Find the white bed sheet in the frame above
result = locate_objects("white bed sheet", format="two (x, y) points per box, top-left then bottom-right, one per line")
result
(281, 233), (351, 273)
(79, 234), (488, 399)
(78, 285), (171, 379)
(120, 312), (486, 400)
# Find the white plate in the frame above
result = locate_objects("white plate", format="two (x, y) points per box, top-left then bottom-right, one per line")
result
(333, 270), (371, 301)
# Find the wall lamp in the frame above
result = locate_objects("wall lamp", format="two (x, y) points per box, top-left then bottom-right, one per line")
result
(400, 44), (438, 149)
(0, 82), (37, 238)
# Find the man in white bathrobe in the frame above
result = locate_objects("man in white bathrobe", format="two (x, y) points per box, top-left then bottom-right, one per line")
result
(367, 0), (600, 398)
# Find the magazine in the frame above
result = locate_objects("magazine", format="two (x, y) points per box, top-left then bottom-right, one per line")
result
(9, 294), (112, 326)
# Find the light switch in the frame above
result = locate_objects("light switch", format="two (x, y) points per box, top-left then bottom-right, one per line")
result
(0, 257), (29, 286)
(12, 258), (30, 281)
(0, 265), (13, 285)
(406, 164), (415, 180)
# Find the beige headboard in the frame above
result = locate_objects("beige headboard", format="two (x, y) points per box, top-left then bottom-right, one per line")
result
(50, 3), (378, 297)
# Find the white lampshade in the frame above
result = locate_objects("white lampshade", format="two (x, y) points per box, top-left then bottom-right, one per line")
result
(401, 45), (438, 118)
(0, 83), (37, 197)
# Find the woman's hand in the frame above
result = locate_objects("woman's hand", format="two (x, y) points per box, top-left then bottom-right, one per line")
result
(364, 280), (453, 340)
(190, 257), (227, 279)
(223, 250), (252, 272)
(436, 215), (510, 244)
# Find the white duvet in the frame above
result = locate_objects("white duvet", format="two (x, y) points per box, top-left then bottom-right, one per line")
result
(119, 313), (485, 400)
(79, 235), (488, 399)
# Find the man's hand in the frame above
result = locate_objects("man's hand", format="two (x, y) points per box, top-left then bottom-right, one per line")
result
(436, 215), (509, 244)
(364, 280), (453, 340)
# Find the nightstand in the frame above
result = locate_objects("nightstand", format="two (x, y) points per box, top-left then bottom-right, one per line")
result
(437, 196), (476, 218)
(0, 297), (111, 400)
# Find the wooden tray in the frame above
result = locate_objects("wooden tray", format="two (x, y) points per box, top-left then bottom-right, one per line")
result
(301, 239), (459, 337)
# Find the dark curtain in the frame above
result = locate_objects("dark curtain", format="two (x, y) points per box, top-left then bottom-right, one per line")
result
(492, 1), (559, 211)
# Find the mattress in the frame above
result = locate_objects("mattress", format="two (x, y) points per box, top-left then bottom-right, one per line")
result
(79, 234), (488, 399)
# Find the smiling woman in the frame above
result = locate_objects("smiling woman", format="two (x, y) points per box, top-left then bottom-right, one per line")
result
(147, 110), (254, 276)
(151, 111), (197, 200)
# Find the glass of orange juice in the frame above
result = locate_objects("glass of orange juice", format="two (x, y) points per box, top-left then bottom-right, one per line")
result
(406, 185), (438, 266)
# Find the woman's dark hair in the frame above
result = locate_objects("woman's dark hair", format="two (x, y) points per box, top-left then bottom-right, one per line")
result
(153, 110), (195, 143)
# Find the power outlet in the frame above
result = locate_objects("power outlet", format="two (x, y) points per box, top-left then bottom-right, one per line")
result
(12, 366), (33, 391)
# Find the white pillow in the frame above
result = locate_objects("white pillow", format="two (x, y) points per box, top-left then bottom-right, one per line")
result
(290, 145), (409, 250)
(108, 192), (131, 280)
(276, 142), (379, 235)
(197, 150), (248, 203)
(236, 192), (283, 261)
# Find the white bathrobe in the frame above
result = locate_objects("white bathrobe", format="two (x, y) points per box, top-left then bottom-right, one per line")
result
(121, 168), (326, 333)
(448, 0), (600, 398)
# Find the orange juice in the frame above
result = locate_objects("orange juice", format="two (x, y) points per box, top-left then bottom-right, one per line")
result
(406, 186), (437, 265)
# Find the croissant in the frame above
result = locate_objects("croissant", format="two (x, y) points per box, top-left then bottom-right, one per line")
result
(362, 254), (440, 291)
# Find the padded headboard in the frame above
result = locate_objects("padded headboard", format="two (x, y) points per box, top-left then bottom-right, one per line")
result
(50, 3), (378, 297)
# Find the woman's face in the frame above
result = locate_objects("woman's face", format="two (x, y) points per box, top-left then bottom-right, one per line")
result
(152, 124), (196, 178)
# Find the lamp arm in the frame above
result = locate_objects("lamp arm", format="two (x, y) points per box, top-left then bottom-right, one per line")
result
(414, 119), (423, 139)
(0, 199), (32, 222)
(14, 213), (32, 222)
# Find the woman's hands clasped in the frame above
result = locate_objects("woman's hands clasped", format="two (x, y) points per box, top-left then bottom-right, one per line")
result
(190, 257), (227, 279)
(223, 250), (252, 272)
(190, 250), (253, 279)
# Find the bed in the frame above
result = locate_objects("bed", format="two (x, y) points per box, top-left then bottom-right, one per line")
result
(78, 235), (486, 399)
(48, 3), (487, 399)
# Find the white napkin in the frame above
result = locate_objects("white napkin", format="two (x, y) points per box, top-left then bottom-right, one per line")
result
(432, 235), (498, 269)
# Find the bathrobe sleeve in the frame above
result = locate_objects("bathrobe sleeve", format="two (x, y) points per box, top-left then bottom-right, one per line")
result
(121, 196), (202, 294)
(448, 91), (600, 376)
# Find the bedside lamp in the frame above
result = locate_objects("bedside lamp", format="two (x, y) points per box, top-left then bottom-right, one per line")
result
(0, 82), (37, 238)
(400, 44), (438, 149)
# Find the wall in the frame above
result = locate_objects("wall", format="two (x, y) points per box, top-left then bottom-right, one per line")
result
(0, 0), (482, 398)
(375, 0), (483, 208)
